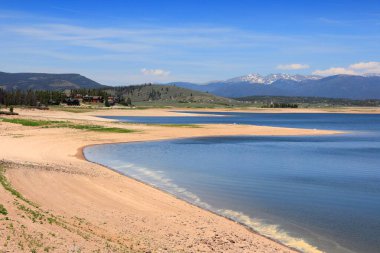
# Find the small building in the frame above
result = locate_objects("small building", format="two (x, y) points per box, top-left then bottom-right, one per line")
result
(107, 96), (117, 106)
(83, 95), (104, 103)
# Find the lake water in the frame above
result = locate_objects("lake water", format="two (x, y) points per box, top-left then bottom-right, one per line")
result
(84, 112), (380, 253)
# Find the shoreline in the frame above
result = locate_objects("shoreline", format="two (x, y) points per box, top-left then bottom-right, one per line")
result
(82, 106), (380, 118)
(80, 134), (343, 253)
(0, 108), (345, 252)
(81, 139), (318, 253)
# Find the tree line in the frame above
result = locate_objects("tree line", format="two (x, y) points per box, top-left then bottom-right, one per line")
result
(262, 103), (299, 108)
(0, 88), (111, 106)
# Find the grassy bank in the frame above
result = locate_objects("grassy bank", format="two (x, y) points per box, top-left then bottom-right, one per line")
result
(0, 118), (136, 133)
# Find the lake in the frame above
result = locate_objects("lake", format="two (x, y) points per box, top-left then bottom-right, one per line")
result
(84, 112), (380, 253)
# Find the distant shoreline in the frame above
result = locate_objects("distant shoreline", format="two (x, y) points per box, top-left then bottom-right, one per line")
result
(84, 106), (380, 117)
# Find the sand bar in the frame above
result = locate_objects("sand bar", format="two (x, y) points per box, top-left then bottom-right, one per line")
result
(80, 106), (380, 118)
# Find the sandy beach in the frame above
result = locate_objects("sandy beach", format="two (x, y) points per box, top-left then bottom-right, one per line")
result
(0, 108), (344, 252)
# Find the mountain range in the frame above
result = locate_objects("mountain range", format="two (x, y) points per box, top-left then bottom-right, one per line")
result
(222, 73), (322, 84)
(0, 72), (106, 91)
(1, 71), (380, 100)
(170, 73), (380, 99)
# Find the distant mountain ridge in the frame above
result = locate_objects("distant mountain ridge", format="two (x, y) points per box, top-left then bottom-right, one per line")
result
(2, 71), (380, 100)
(0, 71), (106, 91)
(170, 73), (380, 99)
(223, 73), (322, 84)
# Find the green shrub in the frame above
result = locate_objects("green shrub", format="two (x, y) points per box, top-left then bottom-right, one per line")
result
(0, 204), (8, 215)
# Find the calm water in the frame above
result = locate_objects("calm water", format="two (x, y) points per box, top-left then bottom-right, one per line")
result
(100, 112), (380, 131)
(85, 113), (380, 253)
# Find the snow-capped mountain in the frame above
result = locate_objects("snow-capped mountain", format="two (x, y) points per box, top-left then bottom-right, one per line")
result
(225, 73), (322, 84)
(171, 73), (380, 99)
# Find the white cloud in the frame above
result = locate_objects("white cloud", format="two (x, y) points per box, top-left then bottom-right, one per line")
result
(349, 61), (380, 72)
(313, 67), (357, 75)
(1, 12), (379, 84)
(277, 63), (310, 70)
(313, 61), (380, 76)
(141, 68), (170, 76)
(1, 22), (309, 57)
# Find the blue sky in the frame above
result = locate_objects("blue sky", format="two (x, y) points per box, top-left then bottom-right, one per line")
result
(1, 0), (380, 85)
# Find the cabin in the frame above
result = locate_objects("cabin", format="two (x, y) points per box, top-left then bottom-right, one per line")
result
(107, 96), (117, 106)
(83, 95), (104, 103)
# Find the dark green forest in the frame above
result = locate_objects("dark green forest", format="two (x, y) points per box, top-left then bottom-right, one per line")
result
(0, 88), (110, 106)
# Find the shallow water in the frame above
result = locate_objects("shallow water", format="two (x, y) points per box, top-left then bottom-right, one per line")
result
(85, 113), (380, 253)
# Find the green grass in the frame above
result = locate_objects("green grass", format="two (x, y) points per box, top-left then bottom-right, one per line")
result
(17, 204), (45, 222)
(63, 124), (135, 133)
(0, 118), (136, 133)
(0, 118), (61, 127)
(0, 204), (7, 215)
(0, 166), (37, 207)
(49, 107), (96, 113)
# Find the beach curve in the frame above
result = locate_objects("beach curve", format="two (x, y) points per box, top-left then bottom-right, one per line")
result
(0, 108), (344, 252)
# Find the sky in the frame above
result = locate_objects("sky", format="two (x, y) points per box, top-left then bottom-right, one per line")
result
(0, 0), (380, 85)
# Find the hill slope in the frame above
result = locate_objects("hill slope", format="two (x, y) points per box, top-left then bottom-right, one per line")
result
(0, 71), (106, 91)
(107, 84), (234, 105)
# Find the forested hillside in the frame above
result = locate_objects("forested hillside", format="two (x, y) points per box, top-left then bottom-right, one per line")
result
(0, 72), (106, 91)
(106, 84), (233, 104)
